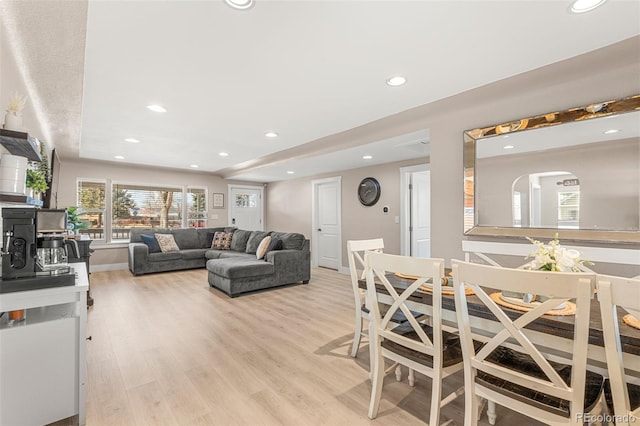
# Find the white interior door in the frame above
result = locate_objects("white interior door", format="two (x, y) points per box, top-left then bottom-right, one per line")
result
(228, 185), (264, 230)
(411, 170), (431, 257)
(313, 177), (341, 270)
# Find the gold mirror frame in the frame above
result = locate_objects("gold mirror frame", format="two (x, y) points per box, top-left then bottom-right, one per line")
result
(463, 94), (640, 243)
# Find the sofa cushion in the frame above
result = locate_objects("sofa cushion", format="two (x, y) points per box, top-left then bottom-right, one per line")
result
(269, 232), (305, 250)
(256, 236), (272, 259)
(212, 231), (233, 249)
(181, 248), (209, 260)
(171, 228), (199, 249)
(206, 258), (274, 279)
(230, 229), (252, 252)
(219, 251), (255, 259)
(148, 251), (182, 262)
(246, 231), (270, 253)
(156, 233), (180, 252)
(140, 234), (161, 253)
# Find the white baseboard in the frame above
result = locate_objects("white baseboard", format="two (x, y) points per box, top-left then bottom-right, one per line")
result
(91, 263), (129, 273)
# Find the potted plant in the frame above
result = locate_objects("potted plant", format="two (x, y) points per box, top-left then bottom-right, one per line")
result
(67, 206), (89, 236)
(26, 169), (48, 198)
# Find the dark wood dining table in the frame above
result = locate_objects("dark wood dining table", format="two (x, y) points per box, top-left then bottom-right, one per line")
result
(359, 273), (640, 378)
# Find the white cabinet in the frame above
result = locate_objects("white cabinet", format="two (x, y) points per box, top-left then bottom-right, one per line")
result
(0, 263), (88, 425)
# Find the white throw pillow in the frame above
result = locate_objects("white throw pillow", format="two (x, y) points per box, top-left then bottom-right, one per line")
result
(256, 236), (272, 260)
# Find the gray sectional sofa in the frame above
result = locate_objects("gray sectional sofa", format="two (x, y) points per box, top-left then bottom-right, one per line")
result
(128, 227), (310, 297)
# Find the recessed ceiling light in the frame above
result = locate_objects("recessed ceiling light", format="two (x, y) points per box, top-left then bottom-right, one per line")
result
(219, 152), (229, 157)
(287, 171), (295, 175)
(363, 155), (373, 160)
(190, 164), (199, 168)
(114, 155), (125, 160)
(386, 76), (407, 87)
(265, 131), (278, 138)
(124, 138), (140, 143)
(603, 129), (620, 134)
(503, 145), (515, 150)
(570, 0), (607, 13)
(147, 104), (167, 113)
(224, 0), (254, 10)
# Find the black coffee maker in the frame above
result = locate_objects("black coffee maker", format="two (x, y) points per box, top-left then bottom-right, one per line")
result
(1, 208), (37, 279)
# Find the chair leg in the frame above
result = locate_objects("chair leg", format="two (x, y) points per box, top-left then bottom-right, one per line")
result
(351, 311), (363, 358)
(429, 371), (443, 426)
(486, 401), (496, 425)
(368, 346), (385, 419)
(408, 368), (415, 387)
(464, 386), (479, 426)
(395, 365), (402, 381)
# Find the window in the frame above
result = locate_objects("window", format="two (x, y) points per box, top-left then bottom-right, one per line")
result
(77, 180), (207, 243)
(187, 187), (207, 228)
(558, 191), (580, 229)
(77, 180), (106, 240)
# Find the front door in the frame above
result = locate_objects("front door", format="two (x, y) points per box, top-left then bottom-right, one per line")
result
(313, 177), (341, 270)
(228, 185), (264, 230)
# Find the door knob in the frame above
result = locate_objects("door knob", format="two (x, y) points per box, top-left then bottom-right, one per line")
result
(317, 228), (322, 231)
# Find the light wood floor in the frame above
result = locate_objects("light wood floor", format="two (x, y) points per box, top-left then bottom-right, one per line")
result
(76, 266), (543, 425)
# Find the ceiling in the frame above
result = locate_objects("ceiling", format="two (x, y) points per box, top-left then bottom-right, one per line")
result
(3, 0), (640, 182)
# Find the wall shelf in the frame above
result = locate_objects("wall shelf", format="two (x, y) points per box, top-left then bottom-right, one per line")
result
(0, 194), (43, 207)
(0, 129), (42, 162)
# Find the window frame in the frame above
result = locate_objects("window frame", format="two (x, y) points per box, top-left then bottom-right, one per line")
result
(76, 179), (208, 244)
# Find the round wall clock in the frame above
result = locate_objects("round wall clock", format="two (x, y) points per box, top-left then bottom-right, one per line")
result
(358, 177), (381, 206)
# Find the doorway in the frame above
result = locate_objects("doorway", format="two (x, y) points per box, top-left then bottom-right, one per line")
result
(228, 184), (264, 230)
(311, 176), (341, 270)
(400, 164), (431, 257)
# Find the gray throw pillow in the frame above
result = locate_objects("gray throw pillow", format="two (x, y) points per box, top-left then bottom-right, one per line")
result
(230, 229), (252, 252)
(269, 232), (305, 250)
(245, 231), (270, 253)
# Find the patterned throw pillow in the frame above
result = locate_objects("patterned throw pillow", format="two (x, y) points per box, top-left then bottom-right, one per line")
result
(212, 232), (233, 250)
(256, 236), (272, 260)
(155, 233), (180, 253)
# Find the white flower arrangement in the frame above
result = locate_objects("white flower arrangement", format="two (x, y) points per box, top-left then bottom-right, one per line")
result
(6, 93), (27, 114)
(525, 233), (592, 272)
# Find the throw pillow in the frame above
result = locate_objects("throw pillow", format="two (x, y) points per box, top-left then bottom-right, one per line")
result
(155, 233), (180, 253)
(256, 236), (272, 260)
(205, 232), (216, 248)
(140, 234), (161, 253)
(246, 231), (270, 253)
(212, 231), (233, 250)
(264, 238), (283, 261)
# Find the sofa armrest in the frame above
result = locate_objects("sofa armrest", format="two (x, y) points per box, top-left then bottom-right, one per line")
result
(266, 248), (310, 282)
(129, 242), (149, 275)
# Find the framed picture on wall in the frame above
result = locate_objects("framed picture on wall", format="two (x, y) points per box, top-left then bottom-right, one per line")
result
(212, 193), (224, 208)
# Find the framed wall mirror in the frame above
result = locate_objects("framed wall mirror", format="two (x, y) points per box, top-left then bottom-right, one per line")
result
(463, 95), (640, 243)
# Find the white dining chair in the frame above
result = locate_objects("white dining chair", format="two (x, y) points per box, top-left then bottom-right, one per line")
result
(597, 274), (640, 425)
(451, 259), (602, 425)
(365, 251), (464, 424)
(346, 239), (418, 383)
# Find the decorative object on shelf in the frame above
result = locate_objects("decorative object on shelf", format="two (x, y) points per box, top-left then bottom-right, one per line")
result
(3, 93), (27, 131)
(0, 154), (28, 195)
(66, 206), (89, 236)
(25, 169), (48, 199)
(357, 177), (381, 206)
(525, 233), (592, 272)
